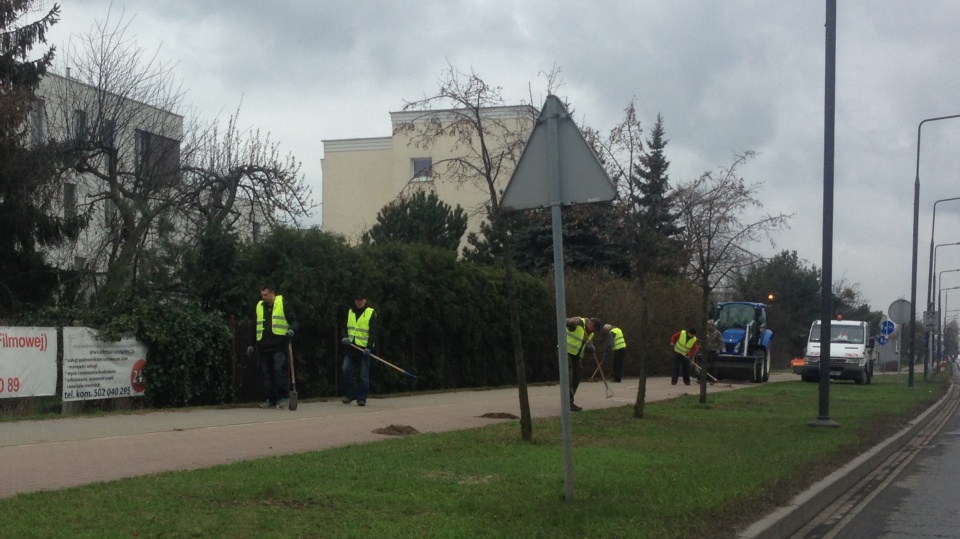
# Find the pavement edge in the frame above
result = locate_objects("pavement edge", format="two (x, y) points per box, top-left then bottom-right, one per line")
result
(738, 379), (959, 539)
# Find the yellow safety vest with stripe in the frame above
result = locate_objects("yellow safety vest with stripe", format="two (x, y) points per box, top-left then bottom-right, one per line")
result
(610, 327), (626, 351)
(256, 295), (289, 340)
(347, 307), (375, 348)
(566, 318), (593, 358)
(673, 330), (697, 357)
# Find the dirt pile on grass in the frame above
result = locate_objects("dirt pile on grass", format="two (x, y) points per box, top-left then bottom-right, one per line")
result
(373, 424), (420, 436)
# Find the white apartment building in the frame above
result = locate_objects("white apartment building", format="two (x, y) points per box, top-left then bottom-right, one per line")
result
(321, 105), (536, 250)
(33, 72), (184, 281)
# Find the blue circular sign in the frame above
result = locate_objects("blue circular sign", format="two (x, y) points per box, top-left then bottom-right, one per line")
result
(880, 320), (895, 335)
(877, 335), (888, 345)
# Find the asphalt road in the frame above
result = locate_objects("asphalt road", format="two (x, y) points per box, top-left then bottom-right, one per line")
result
(825, 389), (960, 539)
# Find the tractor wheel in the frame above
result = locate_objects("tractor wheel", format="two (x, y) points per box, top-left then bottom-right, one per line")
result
(751, 350), (765, 383)
(762, 349), (771, 382)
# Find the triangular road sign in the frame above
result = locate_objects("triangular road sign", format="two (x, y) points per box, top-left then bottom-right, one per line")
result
(501, 95), (617, 211)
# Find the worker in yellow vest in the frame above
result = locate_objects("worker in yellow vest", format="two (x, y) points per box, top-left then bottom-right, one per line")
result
(340, 291), (378, 406)
(602, 324), (627, 382)
(669, 327), (700, 386)
(247, 285), (300, 409)
(565, 316), (602, 411)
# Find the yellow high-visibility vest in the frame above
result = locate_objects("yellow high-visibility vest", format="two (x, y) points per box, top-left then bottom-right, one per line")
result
(347, 307), (375, 347)
(610, 327), (626, 350)
(673, 330), (697, 357)
(256, 295), (289, 340)
(566, 318), (593, 358)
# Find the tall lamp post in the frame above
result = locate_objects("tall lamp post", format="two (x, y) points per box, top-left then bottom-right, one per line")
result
(910, 115), (960, 389)
(928, 242), (960, 377)
(938, 286), (960, 369)
(926, 197), (960, 309)
(937, 270), (960, 368)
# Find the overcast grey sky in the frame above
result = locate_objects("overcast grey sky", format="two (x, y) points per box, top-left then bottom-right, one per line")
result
(47, 1), (960, 319)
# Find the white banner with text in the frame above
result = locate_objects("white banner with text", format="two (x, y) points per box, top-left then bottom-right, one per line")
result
(0, 327), (57, 398)
(62, 327), (148, 401)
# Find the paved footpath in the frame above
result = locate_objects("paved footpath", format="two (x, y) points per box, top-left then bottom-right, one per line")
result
(0, 375), (786, 499)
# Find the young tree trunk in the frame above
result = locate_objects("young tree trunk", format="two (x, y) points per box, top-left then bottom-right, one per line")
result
(498, 217), (532, 440)
(634, 279), (650, 418)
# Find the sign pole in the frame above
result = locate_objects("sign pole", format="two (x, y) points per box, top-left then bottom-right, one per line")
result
(543, 99), (575, 501)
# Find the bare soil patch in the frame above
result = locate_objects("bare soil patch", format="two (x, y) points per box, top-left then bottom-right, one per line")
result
(373, 424), (420, 436)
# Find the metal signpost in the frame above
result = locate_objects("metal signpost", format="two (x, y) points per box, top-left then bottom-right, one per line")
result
(888, 299), (914, 386)
(501, 95), (616, 500)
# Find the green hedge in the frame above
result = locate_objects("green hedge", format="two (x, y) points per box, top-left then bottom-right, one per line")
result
(14, 227), (703, 410)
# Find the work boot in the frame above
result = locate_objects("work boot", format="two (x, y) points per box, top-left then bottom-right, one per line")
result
(342, 397), (354, 404)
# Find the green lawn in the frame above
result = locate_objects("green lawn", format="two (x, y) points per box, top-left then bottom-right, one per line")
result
(1, 375), (949, 539)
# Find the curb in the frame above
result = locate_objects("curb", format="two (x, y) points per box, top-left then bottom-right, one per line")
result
(738, 379), (959, 539)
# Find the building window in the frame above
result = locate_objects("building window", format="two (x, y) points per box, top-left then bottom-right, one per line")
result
(72, 109), (87, 143)
(29, 99), (46, 146)
(63, 183), (77, 219)
(412, 158), (433, 182)
(135, 129), (181, 184)
(101, 119), (116, 172)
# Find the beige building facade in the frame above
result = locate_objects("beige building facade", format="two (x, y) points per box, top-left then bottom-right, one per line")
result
(321, 106), (536, 250)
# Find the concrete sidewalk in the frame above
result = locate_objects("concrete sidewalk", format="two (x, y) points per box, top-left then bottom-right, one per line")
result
(0, 374), (778, 498)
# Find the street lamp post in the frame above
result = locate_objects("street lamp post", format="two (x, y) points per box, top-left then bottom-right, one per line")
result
(928, 243), (960, 376)
(910, 114), (960, 389)
(926, 197), (960, 310)
(938, 286), (960, 369)
(937, 271), (960, 367)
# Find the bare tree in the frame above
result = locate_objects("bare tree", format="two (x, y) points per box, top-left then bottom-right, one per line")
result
(395, 64), (538, 440)
(47, 11), (311, 304)
(582, 99), (657, 417)
(179, 107), (313, 240)
(675, 151), (792, 322)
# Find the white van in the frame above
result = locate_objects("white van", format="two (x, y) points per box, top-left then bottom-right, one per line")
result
(796, 320), (875, 384)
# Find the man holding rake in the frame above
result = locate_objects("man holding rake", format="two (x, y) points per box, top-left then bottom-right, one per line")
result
(341, 291), (378, 407)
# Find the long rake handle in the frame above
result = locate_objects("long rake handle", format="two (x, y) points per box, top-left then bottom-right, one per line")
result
(592, 352), (614, 398)
(349, 343), (418, 379)
(688, 355), (717, 382)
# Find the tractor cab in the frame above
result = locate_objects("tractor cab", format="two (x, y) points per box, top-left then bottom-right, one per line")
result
(713, 301), (773, 382)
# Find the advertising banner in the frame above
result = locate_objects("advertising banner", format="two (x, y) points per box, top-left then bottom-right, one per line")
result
(62, 327), (147, 402)
(0, 327), (57, 398)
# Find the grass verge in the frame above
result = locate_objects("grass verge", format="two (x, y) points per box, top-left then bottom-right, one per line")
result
(0, 376), (949, 539)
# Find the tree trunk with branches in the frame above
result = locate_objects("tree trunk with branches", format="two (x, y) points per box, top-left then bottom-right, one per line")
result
(47, 11), (312, 304)
(674, 152), (793, 325)
(395, 65), (537, 440)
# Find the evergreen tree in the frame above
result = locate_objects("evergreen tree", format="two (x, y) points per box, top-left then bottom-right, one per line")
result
(635, 113), (684, 275)
(363, 189), (468, 253)
(0, 2), (83, 315)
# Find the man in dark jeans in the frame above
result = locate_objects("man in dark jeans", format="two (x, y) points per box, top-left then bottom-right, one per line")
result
(247, 285), (300, 409)
(341, 291), (378, 407)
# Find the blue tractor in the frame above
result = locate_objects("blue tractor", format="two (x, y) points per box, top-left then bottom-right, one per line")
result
(713, 301), (773, 382)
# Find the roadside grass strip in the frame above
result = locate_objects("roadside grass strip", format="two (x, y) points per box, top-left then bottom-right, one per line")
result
(0, 376), (947, 539)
